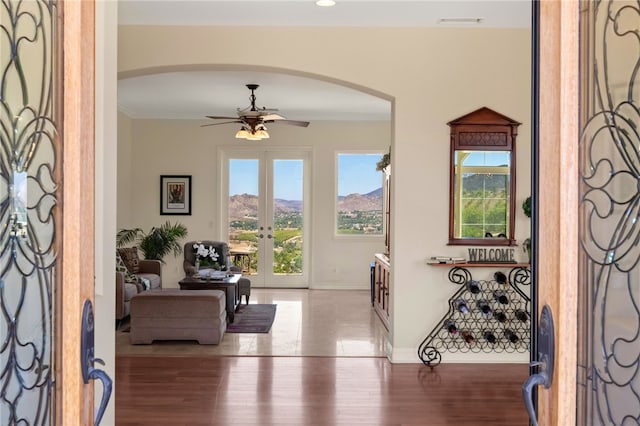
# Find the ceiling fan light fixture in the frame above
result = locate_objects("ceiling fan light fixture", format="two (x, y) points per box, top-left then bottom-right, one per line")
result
(235, 128), (251, 139)
(315, 0), (336, 7)
(255, 129), (270, 139)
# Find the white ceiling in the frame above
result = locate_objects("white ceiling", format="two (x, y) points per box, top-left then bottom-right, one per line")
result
(117, 1), (531, 122)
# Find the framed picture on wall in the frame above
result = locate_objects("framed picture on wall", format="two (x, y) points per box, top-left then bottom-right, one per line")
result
(160, 175), (192, 215)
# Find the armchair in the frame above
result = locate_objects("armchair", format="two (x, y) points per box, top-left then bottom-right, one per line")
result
(115, 259), (163, 328)
(183, 241), (251, 304)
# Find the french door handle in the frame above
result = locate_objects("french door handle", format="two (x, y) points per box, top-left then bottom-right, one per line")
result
(522, 304), (555, 426)
(259, 234), (264, 239)
(267, 234), (272, 239)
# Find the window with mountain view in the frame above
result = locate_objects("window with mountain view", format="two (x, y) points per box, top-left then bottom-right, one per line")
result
(336, 153), (384, 235)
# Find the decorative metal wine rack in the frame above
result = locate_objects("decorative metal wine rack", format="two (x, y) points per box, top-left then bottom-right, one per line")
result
(418, 265), (531, 368)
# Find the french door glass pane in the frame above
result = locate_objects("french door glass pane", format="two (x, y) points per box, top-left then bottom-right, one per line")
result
(272, 159), (303, 275)
(228, 159), (259, 273)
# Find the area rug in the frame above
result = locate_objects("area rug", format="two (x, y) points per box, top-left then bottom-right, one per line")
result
(227, 304), (277, 333)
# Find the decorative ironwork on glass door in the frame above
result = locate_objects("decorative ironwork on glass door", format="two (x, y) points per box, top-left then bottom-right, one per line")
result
(1, 1), (59, 424)
(578, 1), (640, 424)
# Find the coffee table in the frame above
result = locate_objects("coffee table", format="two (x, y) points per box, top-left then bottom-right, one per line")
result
(178, 273), (241, 322)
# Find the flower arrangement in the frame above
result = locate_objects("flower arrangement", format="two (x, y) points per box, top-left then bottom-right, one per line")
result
(193, 243), (221, 269)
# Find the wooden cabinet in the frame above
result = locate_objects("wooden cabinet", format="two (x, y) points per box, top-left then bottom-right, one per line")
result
(373, 253), (390, 330)
(373, 165), (391, 330)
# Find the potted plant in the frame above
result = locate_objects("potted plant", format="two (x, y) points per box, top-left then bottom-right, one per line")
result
(376, 146), (391, 171)
(522, 196), (531, 262)
(117, 221), (188, 263)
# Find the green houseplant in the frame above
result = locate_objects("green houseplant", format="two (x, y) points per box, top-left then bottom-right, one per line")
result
(522, 196), (531, 262)
(116, 221), (188, 263)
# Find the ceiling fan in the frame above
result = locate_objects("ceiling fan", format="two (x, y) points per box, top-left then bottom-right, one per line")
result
(202, 84), (310, 140)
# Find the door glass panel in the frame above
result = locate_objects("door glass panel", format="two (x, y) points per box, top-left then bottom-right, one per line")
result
(272, 159), (303, 275)
(577, 1), (640, 424)
(1, 1), (59, 424)
(228, 159), (259, 274)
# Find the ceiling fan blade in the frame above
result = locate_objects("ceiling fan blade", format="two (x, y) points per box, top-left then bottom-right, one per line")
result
(261, 113), (286, 121)
(200, 120), (243, 127)
(206, 115), (240, 120)
(265, 119), (310, 128)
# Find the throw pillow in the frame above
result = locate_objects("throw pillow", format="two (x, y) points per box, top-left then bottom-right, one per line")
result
(117, 247), (140, 274)
(116, 251), (140, 284)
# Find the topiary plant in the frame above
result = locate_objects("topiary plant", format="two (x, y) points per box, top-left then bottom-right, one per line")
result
(522, 196), (531, 218)
(522, 196), (532, 262)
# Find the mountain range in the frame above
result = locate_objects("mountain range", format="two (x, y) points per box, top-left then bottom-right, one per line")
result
(229, 187), (383, 218)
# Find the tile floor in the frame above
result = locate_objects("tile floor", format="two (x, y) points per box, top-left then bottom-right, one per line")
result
(116, 288), (389, 357)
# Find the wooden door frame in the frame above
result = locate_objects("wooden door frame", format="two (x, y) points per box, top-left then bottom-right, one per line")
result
(537, 0), (579, 424)
(58, 0), (96, 424)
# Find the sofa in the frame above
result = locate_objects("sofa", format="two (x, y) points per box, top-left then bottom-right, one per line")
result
(183, 240), (251, 304)
(116, 247), (162, 326)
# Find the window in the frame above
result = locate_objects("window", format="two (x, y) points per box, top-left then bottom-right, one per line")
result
(336, 153), (384, 235)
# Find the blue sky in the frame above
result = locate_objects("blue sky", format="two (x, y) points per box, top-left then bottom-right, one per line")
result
(229, 153), (383, 200)
(337, 153), (383, 196)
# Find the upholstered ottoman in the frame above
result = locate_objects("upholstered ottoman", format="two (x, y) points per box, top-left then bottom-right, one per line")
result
(130, 289), (226, 344)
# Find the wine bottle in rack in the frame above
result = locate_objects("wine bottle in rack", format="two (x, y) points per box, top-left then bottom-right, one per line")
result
(456, 298), (470, 314)
(443, 319), (458, 334)
(466, 280), (481, 294)
(494, 271), (507, 285)
(493, 289), (509, 305)
(515, 309), (529, 322)
(504, 329), (520, 343)
(476, 299), (493, 318)
(494, 310), (508, 323)
(483, 330), (497, 344)
(461, 330), (475, 345)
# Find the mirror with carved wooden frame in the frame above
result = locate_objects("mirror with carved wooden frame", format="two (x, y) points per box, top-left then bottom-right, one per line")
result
(447, 107), (521, 246)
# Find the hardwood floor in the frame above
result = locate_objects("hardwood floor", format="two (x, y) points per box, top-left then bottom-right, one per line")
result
(115, 289), (530, 425)
(115, 356), (529, 425)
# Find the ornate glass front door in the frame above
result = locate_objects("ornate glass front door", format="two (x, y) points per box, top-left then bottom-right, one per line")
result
(577, 1), (640, 423)
(1, 1), (96, 423)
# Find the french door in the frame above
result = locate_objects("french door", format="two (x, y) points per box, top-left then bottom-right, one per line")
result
(220, 148), (310, 288)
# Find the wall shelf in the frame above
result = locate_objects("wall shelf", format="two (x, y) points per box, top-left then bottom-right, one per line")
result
(429, 263), (530, 268)
(418, 265), (531, 368)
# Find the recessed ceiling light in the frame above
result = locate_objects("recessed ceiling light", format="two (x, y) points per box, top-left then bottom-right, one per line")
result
(438, 17), (483, 25)
(316, 0), (336, 7)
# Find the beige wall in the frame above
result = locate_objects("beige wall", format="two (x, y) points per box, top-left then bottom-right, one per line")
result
(117, 112), (134, 229)
(116, 25), (532, 363)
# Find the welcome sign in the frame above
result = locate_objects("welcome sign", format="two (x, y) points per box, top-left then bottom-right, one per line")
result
(468, 247), (516, 263)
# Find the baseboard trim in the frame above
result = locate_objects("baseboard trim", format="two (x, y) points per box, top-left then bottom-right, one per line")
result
(309, 282), (369, 291)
